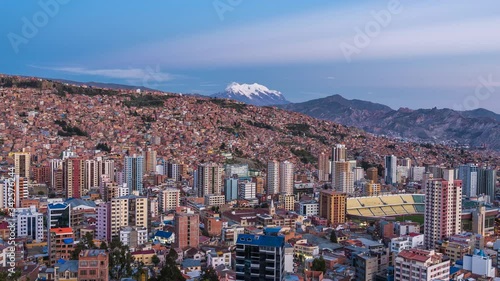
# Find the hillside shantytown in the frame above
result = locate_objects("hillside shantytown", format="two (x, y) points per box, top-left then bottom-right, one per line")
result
(0, 75), (498, 281)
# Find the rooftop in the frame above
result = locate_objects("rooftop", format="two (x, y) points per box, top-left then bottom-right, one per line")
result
(80, 249), (107, 257)
(182, 259), (201, 268)
(55, 260), (79, 273)
(236, 234), (284, 248)
(154, 230), (173, 239)
(50, 227), (73, 234)
(398, 249), (444, 264)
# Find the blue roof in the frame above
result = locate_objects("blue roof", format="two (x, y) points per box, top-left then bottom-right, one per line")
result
(155, 231), (173, 239)
(182, 259), (201, 268)
(284, 274), (300, 281)
(236, 234), (284, 248)
(56, 260), (79, 273)
(48, 203), (68, 209)
(450, 266), (460, 275)
(455, 260), (463, 266)
(473, 249), (487, 257)
(65, 198), (96, 208)
(264, 227), (282, 234)
(63, 238), (74, 244)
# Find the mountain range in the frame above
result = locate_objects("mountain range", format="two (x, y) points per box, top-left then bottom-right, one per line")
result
(279, 94), (500, 150)
(12, 76), (499, 151)
(1, 75), (495, 170)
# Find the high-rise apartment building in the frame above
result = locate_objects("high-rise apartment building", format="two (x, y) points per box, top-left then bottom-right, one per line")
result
(224, 178), (239, 202)
(267, 160), (280, 195)
(318, 152), (330, 182)
(235, 234), (285, 281)
(109, 195), (148, 238)
(174, 210), (200, 249)
(47, 202), (71, 229)
(279, 161), (294, 195)
(159, 187), (180, 212)
(319, 189), (347, 225)
(124, 155), (144, 194)
(2, 175), (28, 208)
(11, 151), (31, 179)
(478, 168), (496, 200)
(50, 159), (63, 189)
(197, 163), (224, 197)
(238, 180), (256, 200)
(63, 157), (85, 198)
(279, 194), (296, 211)
(459, 164), (478, 198)
(367, 167), (378, 183)
(167, 162), (182, 181)
(96, 202), (111, 242)
(99, 159), (115, 186)
(33, 164), (50, 185)
(85, 159), (99, 191)
(143, 148), (157, 174)
(332, 160), (356, 194)
(385, 155), (397, 185)
(401, 158), (411, 169)
(252, 176), (265, 195)
(424, 169), (462, 250)
(331, 144), (347, 163)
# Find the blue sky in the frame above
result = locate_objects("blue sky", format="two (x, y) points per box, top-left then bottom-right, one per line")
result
(1, 0), (500, 112)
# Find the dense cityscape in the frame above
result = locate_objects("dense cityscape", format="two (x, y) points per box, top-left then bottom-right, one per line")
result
(2, 1), (500, 280)
(0, 76), (498, 281)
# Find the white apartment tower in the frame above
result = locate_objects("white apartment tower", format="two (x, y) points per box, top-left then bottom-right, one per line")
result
(280, 161), (294, 195)
(109, 195), (148, 238)
(159, 187), (180, 212)
(267, 160), (280, 195)
(332, 160), (356, 194)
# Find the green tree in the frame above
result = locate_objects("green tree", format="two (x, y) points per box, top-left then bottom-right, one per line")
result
(311, 257), (326, 273)
(133, 262), (146, 281)
(330, 230), (338, 243)
(99, 241), (108, 250)
(71, 232), (96, 259)
(151, 249), (184, 281)
(199, 267), (219, 281)
(152, 255), (161, 267)
(109, 237), (133, 280)
(0, 270), (22, 281)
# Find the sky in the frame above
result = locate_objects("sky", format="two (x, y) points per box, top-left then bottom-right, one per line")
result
(1, 0), (500, 113)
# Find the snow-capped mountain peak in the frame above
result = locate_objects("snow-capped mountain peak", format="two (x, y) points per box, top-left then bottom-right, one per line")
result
(225, 82), (282, 99)
(213, 82), (289, 106)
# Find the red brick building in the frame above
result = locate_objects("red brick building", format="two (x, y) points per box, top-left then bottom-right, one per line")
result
(78, 249), (109, 281)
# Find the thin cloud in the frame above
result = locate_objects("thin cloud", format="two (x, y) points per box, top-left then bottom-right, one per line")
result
(31, 65), (175, 82)
(107, 0), (500, 68)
